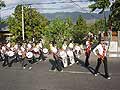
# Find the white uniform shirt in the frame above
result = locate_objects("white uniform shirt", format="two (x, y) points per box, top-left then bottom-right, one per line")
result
(14, 44), (18, 50)
(74, 45), (80, 51)
(21, 46), (25, 52)
(67, 49), (74, 57)
(18, 50), (22, 56)
(62, 44), (67, 50)
(6, 43), (11, 48)
(7, 51), (15, 57)
(59, 50), (67, 58)
(68, 43), (74, 49)
(51, 47), (57, 53)
(93, 44), (107, 56)
(2, 46), (6, 51)
(27, 43), (32, 49)
(38, 42), (43, 49)
(33, 47), (39, 52)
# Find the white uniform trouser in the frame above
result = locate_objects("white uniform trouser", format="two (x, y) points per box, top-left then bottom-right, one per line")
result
(62, 57), (68, 68)
(75, 53), (80, 59)
(69, 56), (75, 65)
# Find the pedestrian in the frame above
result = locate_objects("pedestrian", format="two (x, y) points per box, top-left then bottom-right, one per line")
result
(93, 39), (111, 79)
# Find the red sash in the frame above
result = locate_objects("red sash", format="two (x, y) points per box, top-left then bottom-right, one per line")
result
(86, 44), (91, 54)
(98, 46), (106, 60)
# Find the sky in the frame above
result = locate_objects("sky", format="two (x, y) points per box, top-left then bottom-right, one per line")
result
(0, 0), (112, 19)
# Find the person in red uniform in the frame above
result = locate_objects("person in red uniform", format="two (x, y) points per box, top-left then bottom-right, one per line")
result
(93, 39), (111, 80)
(85, 38), (92, 67)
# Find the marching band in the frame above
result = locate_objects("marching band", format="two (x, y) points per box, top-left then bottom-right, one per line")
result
(0, 37), (111, 79)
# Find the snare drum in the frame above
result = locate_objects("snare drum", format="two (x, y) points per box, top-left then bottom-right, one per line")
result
(43, 48), (48, 54)
(26, 52), (33, 59)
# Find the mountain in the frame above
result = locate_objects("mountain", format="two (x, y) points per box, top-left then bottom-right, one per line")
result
(42, 11), (111, 23)
(2, 11), (111, 24)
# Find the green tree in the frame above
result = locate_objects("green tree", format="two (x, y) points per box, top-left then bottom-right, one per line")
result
(94, 19), (108, 32)
(109, 0), (120, 31)
(43, 18), (73, 48)
(88, 0), (110, 14)
(7, 5), (48, 42)
(73, 15), (87, 43)
(88, 0), (111, 32)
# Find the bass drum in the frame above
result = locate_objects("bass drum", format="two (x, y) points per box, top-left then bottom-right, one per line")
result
(26, 52), (33, 59)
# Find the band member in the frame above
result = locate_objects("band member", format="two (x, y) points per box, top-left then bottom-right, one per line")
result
(7, 46), (16, 67)
(22, 49), (33, 70)
(6, 42), (11, 48)
(93, 39), (111, 79)
(62, 41), (67, 50)
(49, 44), (63, 72)
(42, 48), (48, 60)
(85, 38), (92, 67)
(68, 40), (74, 50)
(1, 44), (9, 67)
(66, 48), (75, 66)
(27, 42), (32, 51)
(73, 43), (81, 63)
(21, 45), (32, 70)
(59, 48), (68, 68)
(32, 45), (40, 63)
(38, 40), (43, 50)
(17, 48), (23, 63)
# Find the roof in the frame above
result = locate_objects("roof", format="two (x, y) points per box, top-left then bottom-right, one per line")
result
(0, 24), (9, 33)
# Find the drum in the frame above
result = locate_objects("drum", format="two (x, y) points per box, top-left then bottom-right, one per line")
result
(43, 48), (48, 54)
(26, 52), (33, 59)
(7, 51), (16, 61)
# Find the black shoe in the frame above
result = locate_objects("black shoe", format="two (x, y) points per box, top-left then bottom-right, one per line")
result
(85, 62), (89, 67)
(85, 64), (89, 67)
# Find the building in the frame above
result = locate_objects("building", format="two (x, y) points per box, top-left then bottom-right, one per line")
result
(0, 24), (12, 43)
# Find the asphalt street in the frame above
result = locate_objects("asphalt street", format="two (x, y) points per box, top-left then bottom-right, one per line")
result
(0, 53), (120, 90)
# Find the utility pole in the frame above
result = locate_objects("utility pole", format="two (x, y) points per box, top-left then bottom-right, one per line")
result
(29, 4), (34, 42)
(22, 5), (25, 41)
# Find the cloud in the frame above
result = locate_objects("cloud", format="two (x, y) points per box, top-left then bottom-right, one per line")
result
(1, 0), (95, 18)
(3, 0), (20, 5)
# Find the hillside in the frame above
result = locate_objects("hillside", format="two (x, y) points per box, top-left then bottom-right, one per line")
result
(42, 11), (111, 23)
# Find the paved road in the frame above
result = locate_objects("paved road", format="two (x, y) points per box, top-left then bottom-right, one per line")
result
(0, 53), (120, 90)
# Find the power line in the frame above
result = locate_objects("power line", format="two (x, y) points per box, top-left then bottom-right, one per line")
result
(4, 0), (89, 6)
(70, 0), (101, 19)
(0, 1), (89, 11)
(0, 0), (106, 20)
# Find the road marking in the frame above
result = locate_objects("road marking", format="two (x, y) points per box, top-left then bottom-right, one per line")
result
(62, 71), (91, 74)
